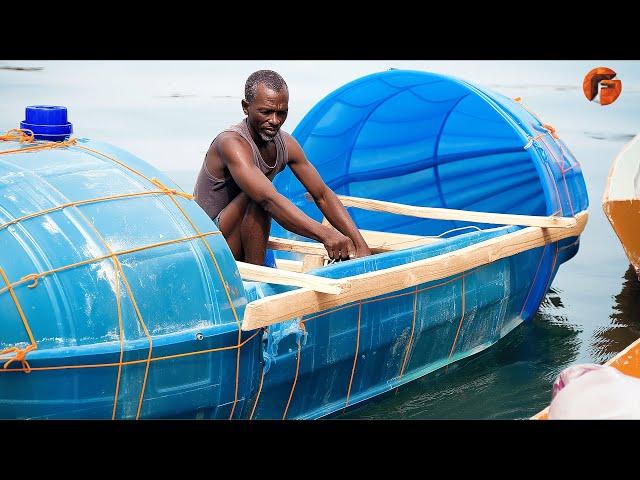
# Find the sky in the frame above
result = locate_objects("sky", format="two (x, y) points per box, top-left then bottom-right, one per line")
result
(1, 60), (639, 172)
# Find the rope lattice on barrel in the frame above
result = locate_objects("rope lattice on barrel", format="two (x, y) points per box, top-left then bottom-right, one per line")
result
(0, 131), (248, 419)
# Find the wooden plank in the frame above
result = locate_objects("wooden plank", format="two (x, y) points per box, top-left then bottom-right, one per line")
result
(359, 229), (440, 251)
(267, 230), (439, 257)
(241, 211), (588, 330)
(302, 255), (325, 272)
(267, 237), (327, 256)
(337, 194), (577, 228)
(237, 261), (343, 294)
(275, 259), (304, 273)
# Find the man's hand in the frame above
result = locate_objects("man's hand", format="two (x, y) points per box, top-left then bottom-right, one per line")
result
(353, 244), (372, 258)
(321, 226), (356, 261)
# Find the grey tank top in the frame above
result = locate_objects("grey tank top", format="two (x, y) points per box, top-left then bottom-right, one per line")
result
(193, 118), (289, 220)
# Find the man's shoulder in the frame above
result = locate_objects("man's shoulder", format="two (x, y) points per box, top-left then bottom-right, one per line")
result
(212, 130), (251, 154)
(279, 130), (293, 142)
(280, 130), (302, 150)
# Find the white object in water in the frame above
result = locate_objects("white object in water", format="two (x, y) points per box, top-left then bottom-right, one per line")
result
(548, 363), (640, 420)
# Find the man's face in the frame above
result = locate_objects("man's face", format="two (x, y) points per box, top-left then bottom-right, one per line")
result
(243, 83), (289, 142)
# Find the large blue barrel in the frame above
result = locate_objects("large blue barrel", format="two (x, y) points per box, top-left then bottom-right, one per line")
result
(272, 69), (589, 320)
(0, 108), (262, 419)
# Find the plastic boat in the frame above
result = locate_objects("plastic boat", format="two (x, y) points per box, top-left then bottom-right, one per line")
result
(0, 70), (588, 419)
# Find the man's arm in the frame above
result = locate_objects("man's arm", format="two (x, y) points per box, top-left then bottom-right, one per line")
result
(285, 135), (371, 258)
(217, 134), (356, 260)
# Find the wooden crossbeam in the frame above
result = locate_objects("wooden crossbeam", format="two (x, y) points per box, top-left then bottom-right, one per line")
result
(237, 261), (343, 294)
(267, 230), (439, 258)
(267, 237), (327, 256)
(274, 259), (304, 273)
(337, 195), (577, 229)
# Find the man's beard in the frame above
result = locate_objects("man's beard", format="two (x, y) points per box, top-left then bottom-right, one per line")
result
(259, 130), (277, 142)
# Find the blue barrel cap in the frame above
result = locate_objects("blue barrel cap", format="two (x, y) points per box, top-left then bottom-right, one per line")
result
(20, 105), (73, 142)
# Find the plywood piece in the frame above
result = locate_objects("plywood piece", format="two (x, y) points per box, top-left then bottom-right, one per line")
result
(242, 211), (588, 330)
(337, 195), (577, 229)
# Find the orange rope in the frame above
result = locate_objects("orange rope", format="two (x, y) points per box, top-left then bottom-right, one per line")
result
(0, 137), (241, 418)
(344, 302), (362, 411)
(249, 357), (266, 420)
(0, 129), (34, 143)
(282, 336), (302, 420)
(111, 264), (124, 420)
(515, 102), (574, 217)
(55, 195), (153, 420)
(0, 329), (262, 374)
(0, 190), (193, 232)
(539, 137), (575, 216)
(301, 273), (468, 326)
(0, 345), (36, 373)
(0, 329), (259, 373)
(0, 268), (36, 345)
(69, 142), (243, 419)
(0, 231), (219, 295)
(448, 275), (466, 360)
(524, 133), (546, 150)
(149, 177), (193, 200)
(159, 193), (244, 420)
(113, 259), (152, 420)
(513, 97), (545, 124)
(0, 137), (257, 420)
(398, 286), (419, 381)
(548, 242), (559, 287)
(0, 137), (77, 156)
(74, 144), (156, 183)
(541, 123), (560, 140)
(519, 245), (548, 318)
(0, 267), (37, 373)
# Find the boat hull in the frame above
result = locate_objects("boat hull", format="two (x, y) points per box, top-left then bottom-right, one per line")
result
(603, 133), (640, 278)
(604, 199), (640, 278)
(249, 228), (583, 419)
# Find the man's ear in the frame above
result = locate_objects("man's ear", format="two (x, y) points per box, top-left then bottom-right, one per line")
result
(241, 99), (249, 115)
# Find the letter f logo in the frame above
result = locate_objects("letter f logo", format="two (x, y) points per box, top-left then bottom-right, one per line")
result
(583, 67), (622, 106)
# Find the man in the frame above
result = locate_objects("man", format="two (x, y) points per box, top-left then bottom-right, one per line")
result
(194, 70), (371, 266)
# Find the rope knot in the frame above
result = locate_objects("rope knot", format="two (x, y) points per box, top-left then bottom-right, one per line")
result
(0, 129), (35, 144)
(21, 273), (42, 288)
(542, 123), (559, 139)
(150, 178), (194, 200)
(1, 344), (36, 373)
(50, 138), (77, 149)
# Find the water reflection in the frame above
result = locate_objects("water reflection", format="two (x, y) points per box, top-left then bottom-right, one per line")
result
(338, 287), (582, 419)
(590, 265), (640, 364)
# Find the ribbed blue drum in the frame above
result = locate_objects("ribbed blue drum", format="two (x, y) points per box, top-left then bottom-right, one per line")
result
(0, 131), (261, 419)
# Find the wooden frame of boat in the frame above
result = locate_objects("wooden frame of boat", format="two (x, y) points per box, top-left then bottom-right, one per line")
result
(238, 195), (588, 331)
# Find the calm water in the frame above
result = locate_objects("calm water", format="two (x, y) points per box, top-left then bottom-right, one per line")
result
(1, 60), (639, 419)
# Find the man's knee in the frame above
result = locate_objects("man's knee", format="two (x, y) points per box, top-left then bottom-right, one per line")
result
(244, 200), (271, 225)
